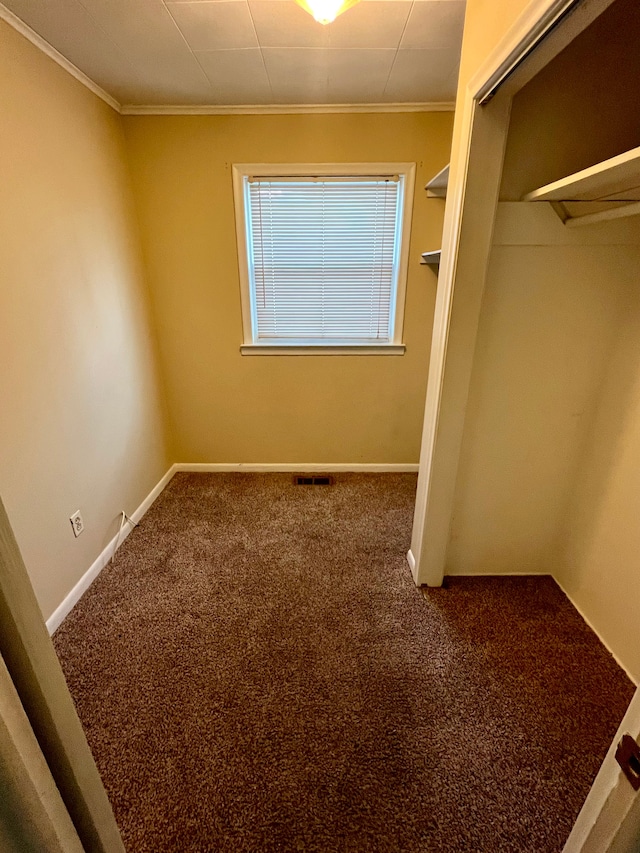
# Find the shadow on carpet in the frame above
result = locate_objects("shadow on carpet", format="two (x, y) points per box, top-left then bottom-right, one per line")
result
(53, 473), (634, 853)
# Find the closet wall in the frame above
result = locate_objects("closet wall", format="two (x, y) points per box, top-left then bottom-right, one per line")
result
(447, 0), (640, 680)
(449, 207), (640, 579)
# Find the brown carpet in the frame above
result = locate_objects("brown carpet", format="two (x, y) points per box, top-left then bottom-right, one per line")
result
(53, 473), (634, 853)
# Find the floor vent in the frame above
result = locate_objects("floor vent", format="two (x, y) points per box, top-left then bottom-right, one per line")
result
(293, 475), (335, 486)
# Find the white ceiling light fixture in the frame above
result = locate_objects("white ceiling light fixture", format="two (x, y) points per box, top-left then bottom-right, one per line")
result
(294, 0), (361, 25)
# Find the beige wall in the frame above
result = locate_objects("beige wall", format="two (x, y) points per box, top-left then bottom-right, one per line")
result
(449, 204), (640, 582)
(123, 112), (453, 463)
(556, 266), (640, 682)
(0, 21), (169, 621)
(457, 0), (533, 88)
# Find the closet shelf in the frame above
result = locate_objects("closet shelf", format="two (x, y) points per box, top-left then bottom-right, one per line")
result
(425, 164), (449, 198)
(421, 250), (441, 267)
(523, 145), (640, 227)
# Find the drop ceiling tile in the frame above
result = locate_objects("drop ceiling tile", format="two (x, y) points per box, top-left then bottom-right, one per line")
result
(384, 47), (459, 100)
(114, 76), (215, 104)
(76, 0), (188, 59)
(387, 48), (457, 101)
(263, 47), (328, 88)
(4, 0), (216, 103)
(3, 0), (136, 90)
(325, 48), (396, 97)
(326, 77), (390, 102)
(249, 1), (411, 49)
(167, 1), (258, 51)
(248, 2), (329, 48)
(327, 2), (410, 48)
(400, 0), (465, 49)
(195, 48), (273, 102)
(263, 47), (395, 102)
(70, 0), (214, 93)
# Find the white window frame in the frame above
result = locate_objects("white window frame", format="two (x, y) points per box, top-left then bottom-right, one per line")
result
(232, 163), (416, 355)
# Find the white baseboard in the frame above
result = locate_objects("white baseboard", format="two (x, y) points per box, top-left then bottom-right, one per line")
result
(174, 462), (419, 473)
(46, 466), (175, 635)
(446, 570), (552, 576)
(552, 577), (637, 685)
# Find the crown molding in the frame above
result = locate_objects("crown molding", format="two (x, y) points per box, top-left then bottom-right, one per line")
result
(0, 2), (121, 111)
(120, 102), (456, 116)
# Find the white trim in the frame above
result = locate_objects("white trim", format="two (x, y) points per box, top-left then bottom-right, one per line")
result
(563, 686), (640, 852)
(524, 144), (640, 203)
(472, 0), (580, 103)
(410, 0), (616, 590)
(470, 0), (617, 103)
(174, 462), (419, 473)
(233, 165), (255, 346)
(120, 102), (455, 116)
(425, 164), (449, 198)
(553, 576), (637, 686)
(0, 3), (120, 112)
(411, 93), (511, 588)
(240, 344), (405, 355)
(232, 161), (416, 176)
(45, 467), (174, 634)
(446, 570), (552, 577)
(232, 161), (415, 350)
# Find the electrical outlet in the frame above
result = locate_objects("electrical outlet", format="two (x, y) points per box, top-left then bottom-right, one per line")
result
(69, 510), (84, 538)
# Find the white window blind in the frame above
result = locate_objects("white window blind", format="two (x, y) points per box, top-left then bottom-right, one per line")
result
(245, 176), (403, 345)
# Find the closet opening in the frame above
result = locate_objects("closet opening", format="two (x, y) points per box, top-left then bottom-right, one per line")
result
(415, 0), (640, 848)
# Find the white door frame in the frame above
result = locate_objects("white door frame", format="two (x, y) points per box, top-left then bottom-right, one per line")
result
(0, 497), (124, 852)
(0, 650), (84, 852)
(408, 0), (618, 588)
(563, 686), (640, 852)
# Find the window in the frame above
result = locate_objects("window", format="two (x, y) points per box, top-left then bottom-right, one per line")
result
(232, 163), (415, 354)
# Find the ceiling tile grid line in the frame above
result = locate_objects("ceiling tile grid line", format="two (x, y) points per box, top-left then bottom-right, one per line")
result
(166, 0), (258, 51)
(382, 0), (413, 97)
(75, 0), (219, 102)
(246, 0), (276, 102)
(160, 0), (217, 94)
(72, 0), (140, 83)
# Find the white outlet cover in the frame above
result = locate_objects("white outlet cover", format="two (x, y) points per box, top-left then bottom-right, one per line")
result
(69, 511), (84, 537)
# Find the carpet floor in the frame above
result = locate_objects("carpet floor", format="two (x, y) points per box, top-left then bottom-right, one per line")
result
(53, 473), (634, 853)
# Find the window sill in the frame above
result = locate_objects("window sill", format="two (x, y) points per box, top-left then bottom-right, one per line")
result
(240, 344), (406, 356)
